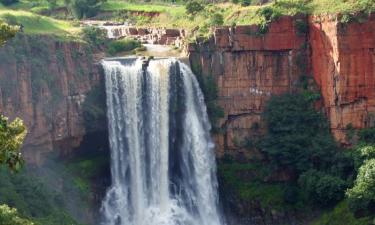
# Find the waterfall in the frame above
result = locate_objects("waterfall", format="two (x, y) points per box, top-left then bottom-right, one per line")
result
(101, 58), (224, 225)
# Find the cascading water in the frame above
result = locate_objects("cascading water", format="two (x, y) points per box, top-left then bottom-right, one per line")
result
(101, 57), (224, 225)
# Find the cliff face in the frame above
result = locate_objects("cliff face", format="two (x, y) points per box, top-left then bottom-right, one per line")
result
(0, 35), (106, 165)
(189, 16), (309, 158)
(309, 14), (375, 144)
(189, 13), (375, 156)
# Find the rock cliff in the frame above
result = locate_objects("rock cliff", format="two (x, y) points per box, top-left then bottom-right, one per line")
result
(189, 16), (309, 159)
(189, 13), (375, 156)
(0, 35), (106, 165)
(309, 14), (375, 144)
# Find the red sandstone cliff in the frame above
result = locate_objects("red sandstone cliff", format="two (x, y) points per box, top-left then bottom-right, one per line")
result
(189, 16), (309, 158)
(309, 14), (375, 144)
(0, 35), (105, 165)
(189, 13), (375, 156)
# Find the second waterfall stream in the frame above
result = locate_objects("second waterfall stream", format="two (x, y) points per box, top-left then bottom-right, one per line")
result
(100, 58), (225, 225)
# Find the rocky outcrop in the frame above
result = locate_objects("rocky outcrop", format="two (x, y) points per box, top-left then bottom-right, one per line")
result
(309, 14), (375, 144)
(99, 24), (186, 46)
(189, 16), (309, 158)
(0, 34), (106, 165)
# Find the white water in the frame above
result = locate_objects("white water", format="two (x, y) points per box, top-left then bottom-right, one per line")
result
(101, 58), (224, 225)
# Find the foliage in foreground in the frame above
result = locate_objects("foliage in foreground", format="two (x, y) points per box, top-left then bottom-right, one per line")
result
(0, 204), (34, 225)
(347, 157), (375, 217)
(0, 22), (18, 45)
(0, 166), (82, 225)
(0, 114), (26, 172)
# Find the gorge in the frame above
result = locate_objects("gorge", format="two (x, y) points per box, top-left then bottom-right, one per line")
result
(0, 1), (375, 224)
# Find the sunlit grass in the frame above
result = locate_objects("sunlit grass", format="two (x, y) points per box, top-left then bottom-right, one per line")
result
(101, 1), (185, 13)
(0, 9), (80, 39)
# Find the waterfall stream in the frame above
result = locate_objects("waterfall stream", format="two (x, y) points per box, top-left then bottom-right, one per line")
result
(101, 58), (224, 225)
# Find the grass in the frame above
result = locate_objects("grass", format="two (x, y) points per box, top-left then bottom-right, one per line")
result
(0, 9), (80, 39)
(311, 200), (373, 225)
(101, 1), (185, 13)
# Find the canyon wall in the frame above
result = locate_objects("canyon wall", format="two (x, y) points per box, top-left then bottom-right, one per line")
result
(189, 16), (309, 159)
(0, 35), (106, 165)
(309, 14), (375, 144)
(189, 13), (375, 157)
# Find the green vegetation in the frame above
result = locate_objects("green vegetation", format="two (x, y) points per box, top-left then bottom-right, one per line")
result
(0, 115), (26, 171)
(0, 9), (79, 38)
(218, 162), (289, 209)
(0, 0), (19, 6)
(312, 200), (372, 225)
(107, 38), (142, 55)
(0, 22), (17, 45)
(0, 166), (81, 225)
(299, 169), (347, 206)
(0, 204), (35, 225)
(262, 93), (337, 173)
(81, 26), (106, 47)
(65, 152), (109, 195)
(65, 0), (106, 19)
(347, 159), (375, 217)
(185, 1), (204, 16)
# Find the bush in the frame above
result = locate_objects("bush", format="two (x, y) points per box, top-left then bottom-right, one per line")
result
(261, 93), (337, 173)
(209, 13), (224, 26)
(347, 159), (375, 216)
(0, 0), (18, 6)
(185, 1), (204, 16)
(107, 38), (141, 55)
(299, 169), (347, 206)
(81, 26), (107, 47)
(358, 127), (375, 144)
(65, 0), (106, 19)
(0, 204), (34, 225)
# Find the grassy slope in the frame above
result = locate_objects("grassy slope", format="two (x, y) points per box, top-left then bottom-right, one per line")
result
(99, 0), (375, 28)
(0, 8), (80, 39)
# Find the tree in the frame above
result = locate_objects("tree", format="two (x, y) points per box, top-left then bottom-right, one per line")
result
(0, 22), (17, 46)
(0, 204), (34, 225)
(64, 0), (106, 19)
(261, 93), (337, 173)
(185, 1), (204, 16)
(0, 115), (26, 171)
(347, 159), (375, 216)
(299, 169), (347, 206)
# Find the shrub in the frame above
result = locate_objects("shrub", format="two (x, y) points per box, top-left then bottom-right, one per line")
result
(65, 0), (106, 19)
(358, 127), (375, 144)
(107, 38), (141, 55)
(261, 93), (337, 173)
(185, 1), (204, 16)
(295, 19), (309, 35)
(299, 169), (347, 206)
(0, 204), (34, 225)
(0, 0), (18, 6)
(347, 159), (375, 216)
(209, 13), (224, 26)
(81, 26), (107, 47)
